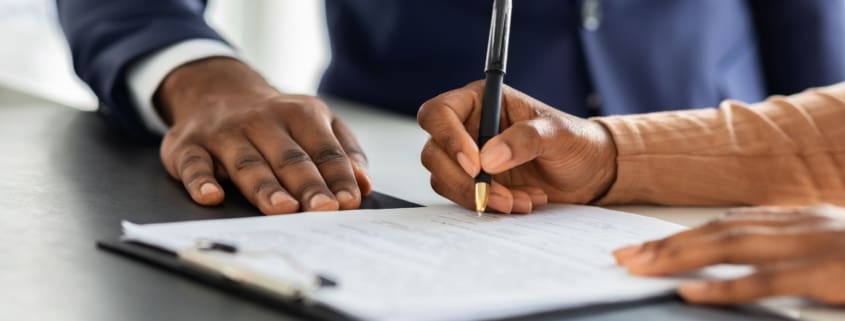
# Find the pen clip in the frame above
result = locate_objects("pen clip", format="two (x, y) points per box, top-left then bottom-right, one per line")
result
(484, 0), (512, 73)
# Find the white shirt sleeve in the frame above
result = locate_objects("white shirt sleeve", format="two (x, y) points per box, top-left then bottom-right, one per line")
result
(126, 39), (238, 135)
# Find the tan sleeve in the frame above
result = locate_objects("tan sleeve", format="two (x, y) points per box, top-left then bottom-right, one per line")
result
(592, 83), (845, 206)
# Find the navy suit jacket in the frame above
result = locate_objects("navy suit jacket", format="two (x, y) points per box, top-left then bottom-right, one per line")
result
(58, 0), (845, 139)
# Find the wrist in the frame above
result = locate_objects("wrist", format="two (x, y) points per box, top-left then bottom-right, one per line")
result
(155, 57), (277, 125)
(587, 119), (619, 203)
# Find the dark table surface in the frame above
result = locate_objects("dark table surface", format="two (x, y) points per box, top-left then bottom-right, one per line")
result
(0, 103), (787, 321)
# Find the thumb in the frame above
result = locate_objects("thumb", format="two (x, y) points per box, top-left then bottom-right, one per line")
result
(479, 119), (550, 174)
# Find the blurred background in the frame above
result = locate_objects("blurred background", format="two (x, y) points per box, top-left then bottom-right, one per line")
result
(0, 0), (330, 110)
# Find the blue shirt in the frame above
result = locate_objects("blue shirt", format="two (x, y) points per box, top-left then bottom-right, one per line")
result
(58, 0), (845, 138)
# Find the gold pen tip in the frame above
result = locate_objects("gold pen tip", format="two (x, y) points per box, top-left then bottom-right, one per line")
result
(475, 182), (489, 215)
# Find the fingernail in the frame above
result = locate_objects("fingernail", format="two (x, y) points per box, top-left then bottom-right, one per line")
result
(270, 191), (294, 206)
(336, 191), (355, 203)
(309, 194), (338, 211)
(480, 143), (512, 172)
(200, 183), (220, 196)
(679, 282), (709, 295)
(456, 152), (477, 176)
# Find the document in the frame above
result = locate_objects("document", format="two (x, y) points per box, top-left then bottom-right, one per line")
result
(122, 205), (746, 321)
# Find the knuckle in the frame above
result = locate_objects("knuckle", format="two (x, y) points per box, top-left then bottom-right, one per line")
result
(229, 109), (267, 129)
(430, 176), (447, 196)
(160, 134), (179, 157)
(718, 230), (749, 263)
(348, 150), (368, 167)
(417, 101), (435, 125)
(439, 134), (460, 153)
(417, 100), (444, 128)
(720, 229), (746, 243)
(325, 175), (357, 190)
(179, 153), (207, 172)
(302, 95), (328, 110)
(185, 170), (214, 186)
(343, 144), (367, 161)
(664, 244), (682, 259)
(295, 95), (328, 108)
(296, 180), (327, 199)
(233, 151), (265, 172)
(275, 149), (312, 172)
(515, 121), (543, 142)
(252, 179), (279, 197)
(643, 239), (666, 254)
(278, 95), (328, 117)
(420, 141), (437, 170)
(313, 146), (348, 166)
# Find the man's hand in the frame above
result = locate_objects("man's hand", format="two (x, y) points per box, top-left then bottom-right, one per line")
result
(157, 57), (371, 215)
(614, 205), (845, 305)
(417, 80), (617, 214)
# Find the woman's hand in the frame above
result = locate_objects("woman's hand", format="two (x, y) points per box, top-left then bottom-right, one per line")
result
(614, 205), (845, 305)
(417, 81), (618, 214)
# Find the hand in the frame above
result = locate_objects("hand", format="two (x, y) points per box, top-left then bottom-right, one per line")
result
(614, 205), (845, 305)
(417, 80), (617, 214)
(157, 57), (371, 215)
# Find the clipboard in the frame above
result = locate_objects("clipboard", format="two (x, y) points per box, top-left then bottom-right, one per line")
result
(96, 192), (788, 321)
(97, 191), (420, 321)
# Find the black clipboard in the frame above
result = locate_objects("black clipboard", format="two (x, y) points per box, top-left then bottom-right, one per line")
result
(97, 191), (420, 321)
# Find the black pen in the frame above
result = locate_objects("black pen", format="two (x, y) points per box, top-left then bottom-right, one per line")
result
(475, 0), (512, 215)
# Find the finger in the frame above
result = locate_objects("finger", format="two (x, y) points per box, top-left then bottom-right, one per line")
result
(511, 189), (533, 214)
(514, 186), (548, 208)
(678, 262), (818, 304)
(613, 244), (644, 265)
(479, 118), (550, 174)
(616, 214), (822, 266)
(245, 125), (337, 212)
(170, 145), (225, 206)
(725, 206), (811, 217)
(489, 181), (515, 214)
(417, 84), (483, 176)
(332, 118), (372, 196)
(422, 139), (514, 213)
(422, 139), (475, 209)
(288, 110), (359, 210)
(207, 136), (299, 215)
(624, 226), (838, 276)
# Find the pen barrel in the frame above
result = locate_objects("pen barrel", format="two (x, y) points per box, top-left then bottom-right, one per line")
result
(478, 70), (504, 146)
(475, 70), (503, 185)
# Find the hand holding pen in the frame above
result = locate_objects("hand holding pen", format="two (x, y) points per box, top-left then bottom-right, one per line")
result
(417, 0), (616, 214)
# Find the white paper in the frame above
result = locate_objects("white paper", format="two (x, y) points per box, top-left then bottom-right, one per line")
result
(122, 204), (747, 321)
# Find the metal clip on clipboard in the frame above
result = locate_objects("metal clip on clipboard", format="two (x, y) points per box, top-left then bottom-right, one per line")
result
(178, 239), (336, 301)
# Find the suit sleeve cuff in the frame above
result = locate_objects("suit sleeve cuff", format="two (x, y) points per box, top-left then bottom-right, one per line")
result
(590, 116), (650, 205)
(126, 39), (238, 135)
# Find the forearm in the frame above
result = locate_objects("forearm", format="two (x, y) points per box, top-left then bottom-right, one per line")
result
(57, 0), (224, 138)
(594, 83), (845, 206)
